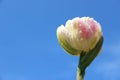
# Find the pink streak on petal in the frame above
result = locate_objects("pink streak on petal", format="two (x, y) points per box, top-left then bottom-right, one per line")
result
(79, 20), (92, 39)
(89, 19), (97, 34)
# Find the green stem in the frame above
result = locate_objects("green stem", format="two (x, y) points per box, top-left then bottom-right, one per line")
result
(77, 67), (84, 80)
(77, 53), (86, 80)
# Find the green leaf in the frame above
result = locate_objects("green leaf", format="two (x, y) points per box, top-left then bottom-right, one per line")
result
(80, 36), (104, 70)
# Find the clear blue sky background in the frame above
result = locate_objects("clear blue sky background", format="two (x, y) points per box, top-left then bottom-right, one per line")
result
(0, 0), (120, 80)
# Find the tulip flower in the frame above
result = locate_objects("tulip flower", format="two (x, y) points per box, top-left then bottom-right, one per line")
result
(56, 17), (103, 80)
(57, 17), (102, 56)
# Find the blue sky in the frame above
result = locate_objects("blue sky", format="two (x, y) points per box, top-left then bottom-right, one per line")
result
(0, 0), (120, 80)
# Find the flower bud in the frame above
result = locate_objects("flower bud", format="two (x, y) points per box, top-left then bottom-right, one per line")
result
(57, 17), (102, 56)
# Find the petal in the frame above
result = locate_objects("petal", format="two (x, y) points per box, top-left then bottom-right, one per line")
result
(65, 19), (83, 51)
(57, 25), (80, 56)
